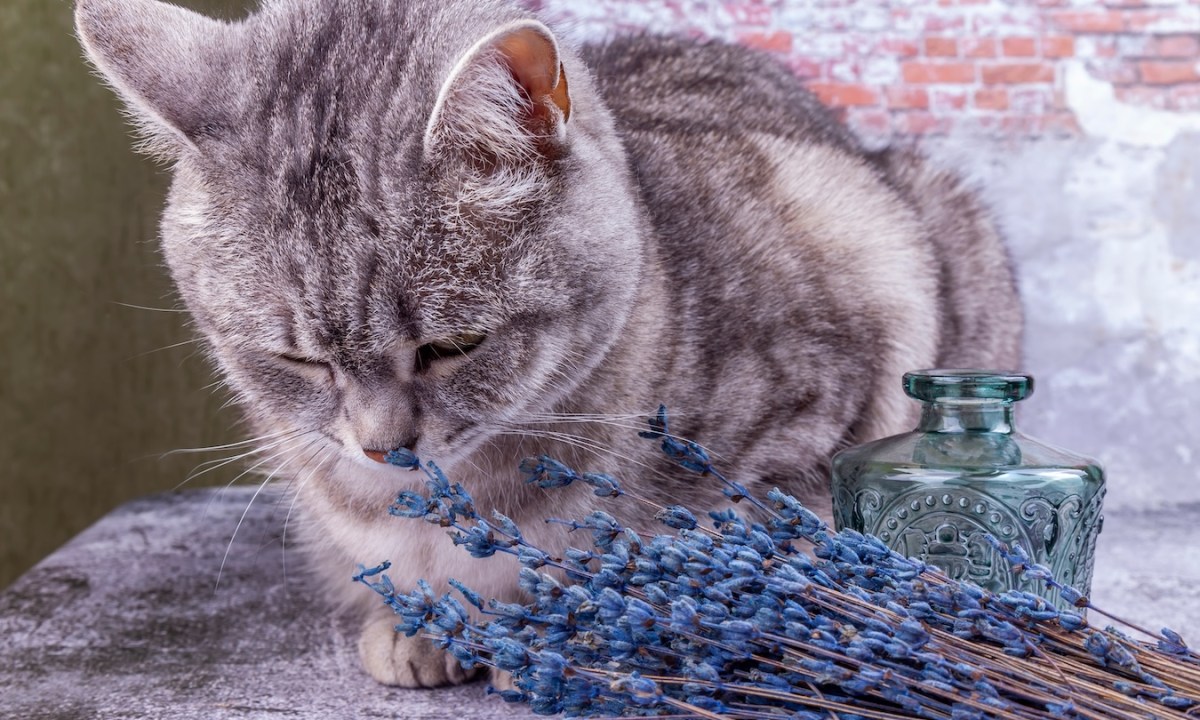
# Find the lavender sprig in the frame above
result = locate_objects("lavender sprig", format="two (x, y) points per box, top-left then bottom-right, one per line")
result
(355, 409), (1200, 719)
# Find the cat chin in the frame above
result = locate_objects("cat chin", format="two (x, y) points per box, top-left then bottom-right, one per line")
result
(299, 491), (525, 615)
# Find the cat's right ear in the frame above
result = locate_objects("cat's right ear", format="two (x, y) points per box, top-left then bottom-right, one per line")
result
(75, 0), (238, 157)
(424, 20), (572, 163)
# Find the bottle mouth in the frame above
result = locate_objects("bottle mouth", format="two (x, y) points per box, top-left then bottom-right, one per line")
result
(903, 369), (1032, 403)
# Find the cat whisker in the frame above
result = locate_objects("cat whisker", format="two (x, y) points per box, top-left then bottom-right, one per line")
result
(506, 415), (657, 436)
(161, 428), (305, 457)
(219, 389), (254, 412)
(489, 426), (678, 487)
(125, 336), (205, 361)
(176, 430), (311, 490)
(502, 409), (726, 462)
(216, 434), (323, 590)
(112, 301), (189, 313)
(199, 376), (232, 393)
(200, 437), (314, 520)
(281, 447), (339, 588)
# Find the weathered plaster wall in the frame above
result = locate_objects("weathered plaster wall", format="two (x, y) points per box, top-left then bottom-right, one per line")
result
(958, 134), (1200, 512)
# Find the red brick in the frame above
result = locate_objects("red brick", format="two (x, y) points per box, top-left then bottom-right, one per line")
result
(962, 37), (998, 58)
(931, 88), (968, 112)
(1117, 35), (1154, 57)
(886, 86), (930, 109)
(1042, 36), (1076, 58)
(788, 57), (825, 81)
(1087, 59), (1140, 84)
(879, 38), (921, 58)
(1039, 112), (1083, 137)
(1050, 10), (1125, 33)
(1138, 61), (1200, 84)
(807, 82), (880, 107)
(1169, 84), (1200, 111)
(982, 63), (1056, 84)
(1115, 85), (1170, 108)
(848, 110), (892, 137)
(1151, 35), (1200, 58)
(738, 31), (793, 54)
(966, 115), (1002, 135)
(724, 3), (772, 26)
(925, 14), (967, 32)
(894, 112), (953, 135)
(1002, 37), (1038, 57)
(999, 115), (1040, 135)
(1009, 87), (1051, 114)
(828, 59), (863, 83)
(1085, 37), (1120, 58)
(902, 61), (976, 84)
(974, 87), (1010, 110)
(1124, 10), (1189, 32)
(924, 37), (959, 57)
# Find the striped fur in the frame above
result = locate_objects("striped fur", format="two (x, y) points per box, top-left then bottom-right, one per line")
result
(76, 0), (1022, 688)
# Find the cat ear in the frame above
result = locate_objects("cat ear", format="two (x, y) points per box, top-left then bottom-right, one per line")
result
(75, 0), (237, 156)
(424, 20), (572, 162)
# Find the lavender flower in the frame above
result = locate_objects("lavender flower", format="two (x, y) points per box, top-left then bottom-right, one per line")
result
(354, 409), (1200, 719)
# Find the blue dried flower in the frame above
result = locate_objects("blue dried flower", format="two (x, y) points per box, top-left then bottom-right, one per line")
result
(382, 447), (420, 469)
(351, 409), (1199, 720)
(655, 504), (698, 530)
(521, 455), (579, 488)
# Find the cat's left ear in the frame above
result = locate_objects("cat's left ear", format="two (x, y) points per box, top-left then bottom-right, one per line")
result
(75, 0), (239, 157)
(425, 20), (572, 162)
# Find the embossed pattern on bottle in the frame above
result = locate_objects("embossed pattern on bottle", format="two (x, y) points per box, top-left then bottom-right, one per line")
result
(831, 371), (1106, 610)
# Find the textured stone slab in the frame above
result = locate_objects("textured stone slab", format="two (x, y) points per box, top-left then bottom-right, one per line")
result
(0, 488), (535, 720)
(1090, 503), (1200, 641)
(1, 488), (1197, 719)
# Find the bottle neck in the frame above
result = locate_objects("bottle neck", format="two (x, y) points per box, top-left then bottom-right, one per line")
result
(918, 399), (1015, 433)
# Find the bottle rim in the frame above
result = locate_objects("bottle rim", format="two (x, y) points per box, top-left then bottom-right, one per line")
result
(903, 369), (1033, 403)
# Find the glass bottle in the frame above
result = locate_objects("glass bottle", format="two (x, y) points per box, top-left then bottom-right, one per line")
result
(830, 370), (1105, 608)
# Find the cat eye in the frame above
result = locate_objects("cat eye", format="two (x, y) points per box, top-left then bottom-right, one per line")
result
(276, 353), (334, 381)
(415, 332), (486, 372)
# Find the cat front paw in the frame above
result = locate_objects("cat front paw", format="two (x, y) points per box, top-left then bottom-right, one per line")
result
(358, 614), (479, 688)
(489, 667), (517, 693)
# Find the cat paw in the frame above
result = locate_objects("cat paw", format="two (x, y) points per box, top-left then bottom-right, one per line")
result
(489, 667), (517, 693)
(358, 614), (477, 687)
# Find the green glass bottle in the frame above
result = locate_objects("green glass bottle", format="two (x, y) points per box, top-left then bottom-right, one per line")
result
(830, 370), (1105, 608)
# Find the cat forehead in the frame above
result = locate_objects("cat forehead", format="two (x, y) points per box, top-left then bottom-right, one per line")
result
(215, 0), (528, 219)
(244, 0), (521, 121)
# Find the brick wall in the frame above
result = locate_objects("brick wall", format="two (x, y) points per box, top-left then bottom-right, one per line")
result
(529, 0), (1200, 141)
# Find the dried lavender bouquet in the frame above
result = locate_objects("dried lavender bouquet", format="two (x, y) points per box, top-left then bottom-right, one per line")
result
(355, 409), (1199, 719)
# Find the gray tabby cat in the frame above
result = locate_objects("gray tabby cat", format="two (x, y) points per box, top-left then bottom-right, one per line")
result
(75, 0), (1022, 688)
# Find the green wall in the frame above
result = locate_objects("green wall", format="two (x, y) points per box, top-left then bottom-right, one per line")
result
(0, 0), (254, 588)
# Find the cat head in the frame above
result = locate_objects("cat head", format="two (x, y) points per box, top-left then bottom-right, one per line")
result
(76, 0), (643, 486)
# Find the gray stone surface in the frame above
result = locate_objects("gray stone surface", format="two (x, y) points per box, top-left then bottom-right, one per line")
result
(0, 488), (535, 720)
(1, 488), (1197, 720)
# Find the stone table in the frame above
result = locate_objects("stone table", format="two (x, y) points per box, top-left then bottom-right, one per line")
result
(1, 488), (1198, 719)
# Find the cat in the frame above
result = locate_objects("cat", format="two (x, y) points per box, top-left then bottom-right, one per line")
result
(75, 0), (1022, 688)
